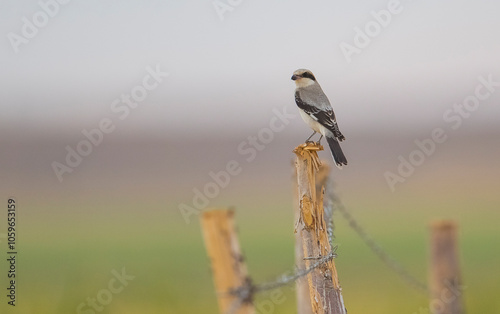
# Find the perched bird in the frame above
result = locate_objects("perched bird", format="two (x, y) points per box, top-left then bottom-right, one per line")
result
(292, 69), (347, 167)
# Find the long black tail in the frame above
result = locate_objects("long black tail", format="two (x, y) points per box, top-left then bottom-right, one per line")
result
(326, 136), (347, 167)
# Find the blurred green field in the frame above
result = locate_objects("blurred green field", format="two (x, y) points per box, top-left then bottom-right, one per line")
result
(2, 188), (499, 314)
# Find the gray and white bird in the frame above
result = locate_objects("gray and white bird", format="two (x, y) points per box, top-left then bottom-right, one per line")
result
(292, 69), (347, 167)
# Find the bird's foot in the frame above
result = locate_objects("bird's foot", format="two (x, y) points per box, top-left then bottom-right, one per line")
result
(315, 135), (323, 146)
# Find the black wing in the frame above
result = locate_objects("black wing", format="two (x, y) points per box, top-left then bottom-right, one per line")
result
(295, 91), (345, 141)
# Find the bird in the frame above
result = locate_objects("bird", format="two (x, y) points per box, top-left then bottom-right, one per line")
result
(291, 69), (347, 167)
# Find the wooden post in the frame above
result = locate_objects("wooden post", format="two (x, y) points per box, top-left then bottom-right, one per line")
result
(201, 209), (254, 314)
(294, 143), (346, 314)
(294, 162), (331, 314)
(429, 221), (464, 314)
(293, 166), (314, 314)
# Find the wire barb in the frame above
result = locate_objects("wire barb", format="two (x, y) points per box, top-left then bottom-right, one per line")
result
(224, 252), (337, 314)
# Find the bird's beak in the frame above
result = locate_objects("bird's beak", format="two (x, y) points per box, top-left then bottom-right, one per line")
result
(291, 74), (299, 80)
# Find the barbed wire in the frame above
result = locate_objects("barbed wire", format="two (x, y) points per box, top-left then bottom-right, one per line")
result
(254, 250), (336, 293)
(323, 183), (335, 247)
(224, 251), (337, 314)
(326, 177), (429, 293)
(222, 168), (427, 314)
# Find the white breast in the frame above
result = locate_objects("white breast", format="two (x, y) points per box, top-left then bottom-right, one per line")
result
(299, 109), (321, 133)
(298, 109), (333, 137)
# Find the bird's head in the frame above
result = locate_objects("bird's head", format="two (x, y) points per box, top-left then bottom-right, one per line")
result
(291, 69), (317, 88)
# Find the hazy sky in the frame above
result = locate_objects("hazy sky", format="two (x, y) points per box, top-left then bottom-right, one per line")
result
(1, 0), (499, 137)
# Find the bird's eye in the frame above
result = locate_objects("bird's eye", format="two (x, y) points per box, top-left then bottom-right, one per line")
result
(305, 73), (315, 80)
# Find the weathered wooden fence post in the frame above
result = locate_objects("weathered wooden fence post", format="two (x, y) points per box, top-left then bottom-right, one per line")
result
(294, 143), (346, 314)
(201, 209), (255, 314)
(429, 220), (464, 314)
(294, 161), (331, 314)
